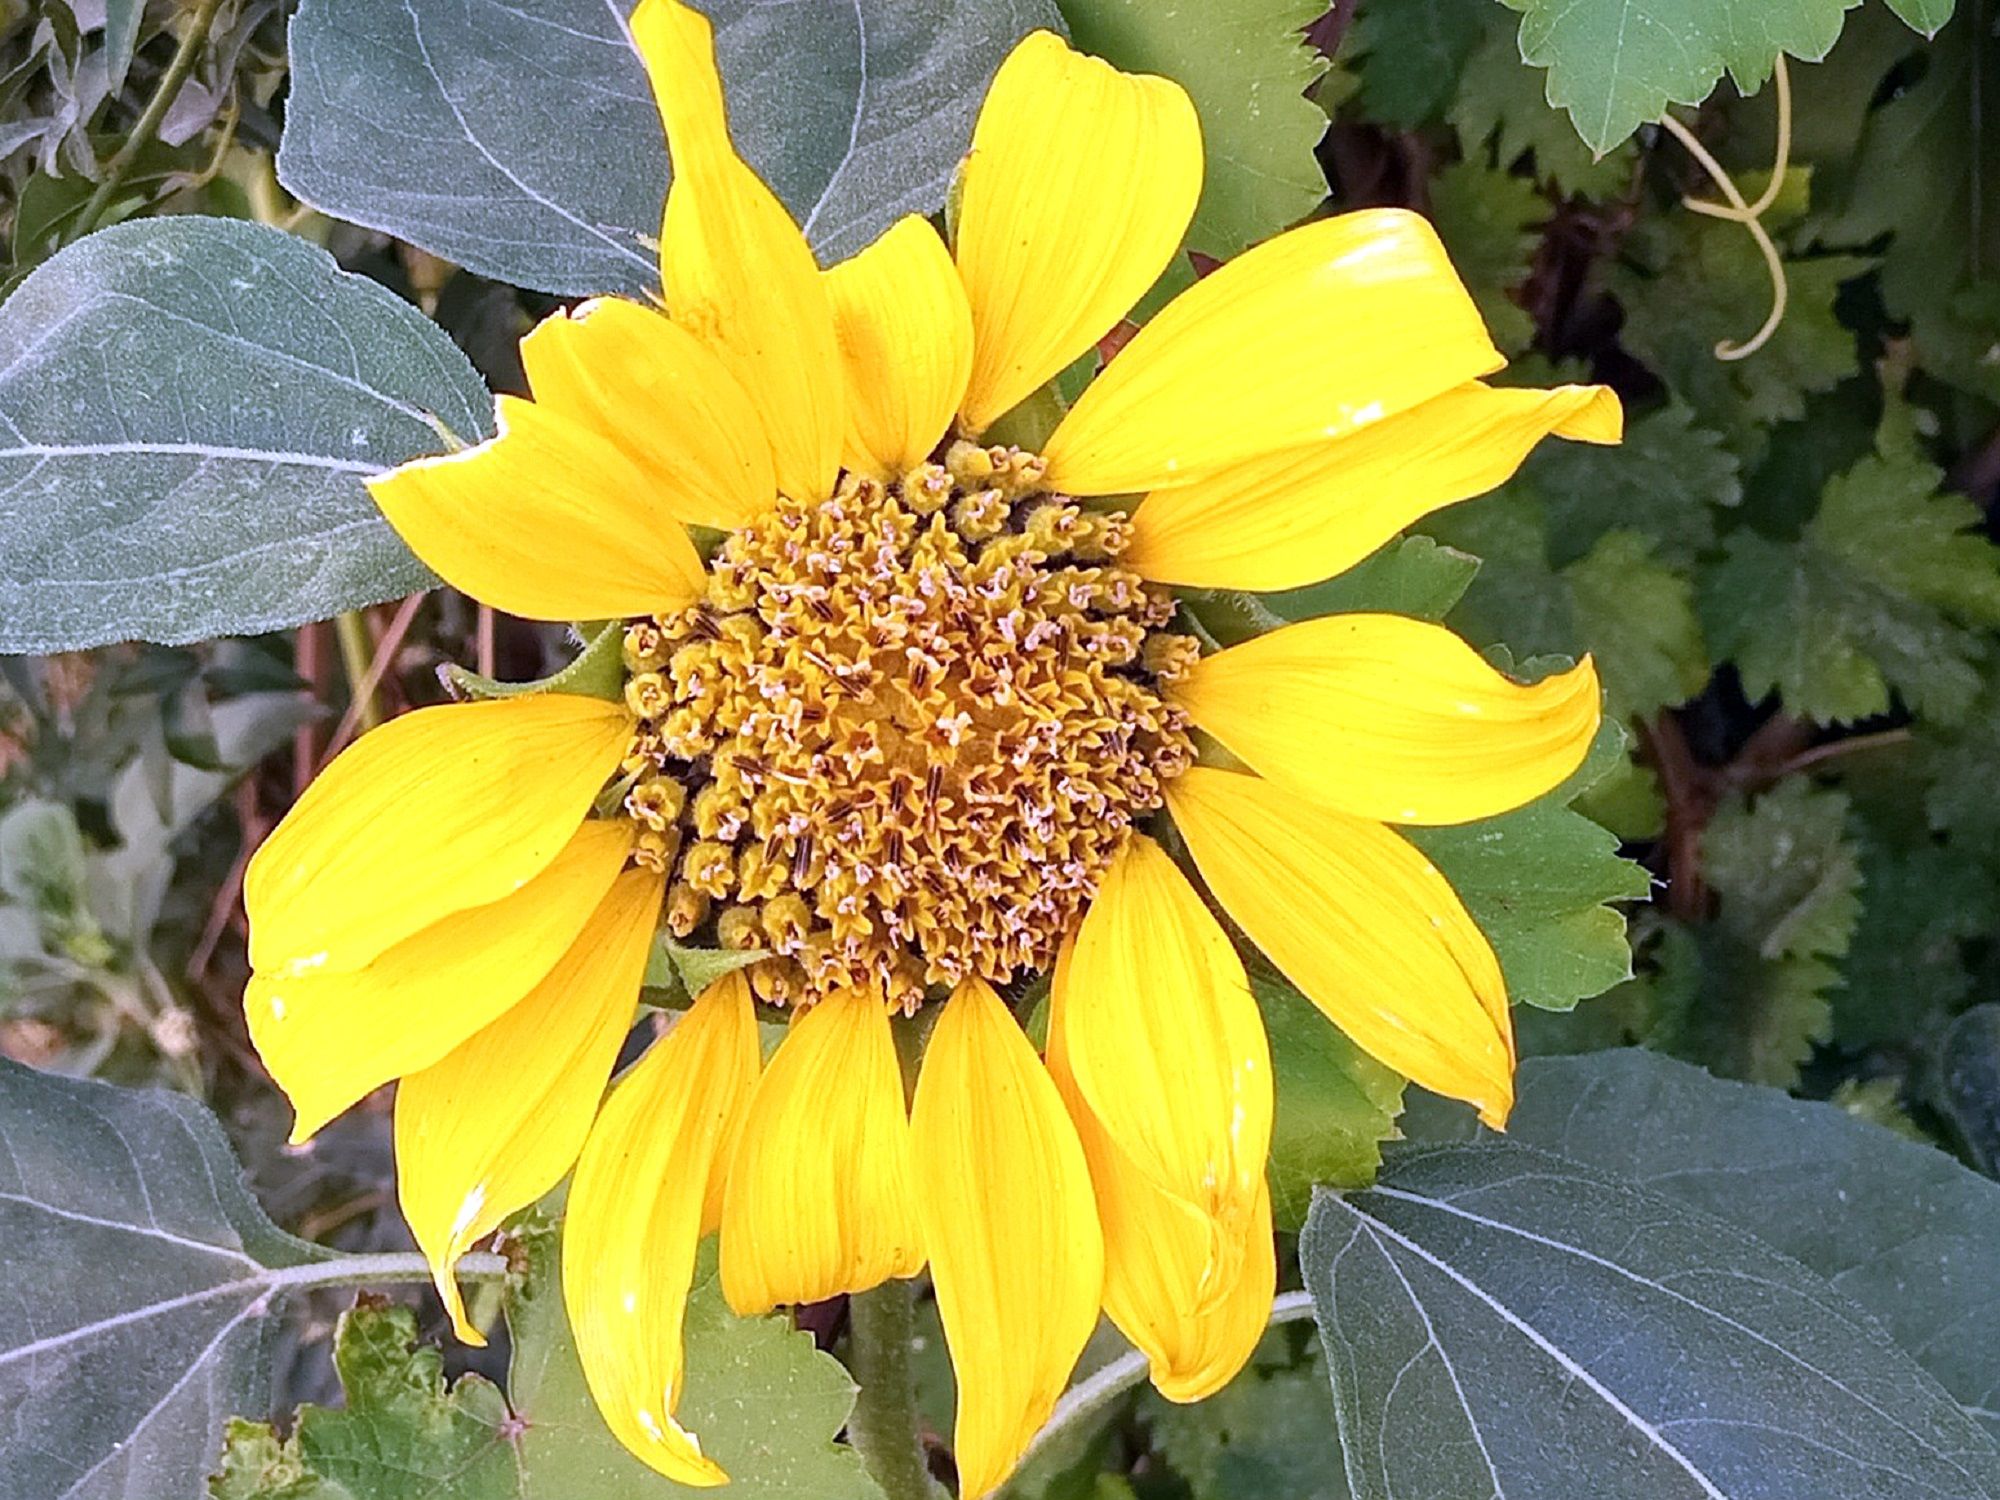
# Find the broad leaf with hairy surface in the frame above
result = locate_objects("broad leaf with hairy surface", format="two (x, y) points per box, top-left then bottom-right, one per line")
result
(0, 1057), (328, 1500)
(279, 0), (1060, 296)
(0, 216), (489, 653)
(1406, 1048), (2000, 1438)
(1303, 1139), (2000, 1499)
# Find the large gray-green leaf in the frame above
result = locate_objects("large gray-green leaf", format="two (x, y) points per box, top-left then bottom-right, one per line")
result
(278, 0), (1060, 296)
(1408, 1049), (2000, 1436)
(0, 216), (489, 653)
(1303, 1140), (2000, 1499)
(0, 1056), (327, 1500)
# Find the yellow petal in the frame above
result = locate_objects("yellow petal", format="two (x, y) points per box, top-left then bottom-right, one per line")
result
(245, 695), (632, 975)
(1125, 383), (1623, 591)
(367, 394), (706, 621)
(825, 216), (973, 477)
(719, 988), (924, 1313)
(1042, 209), (1503, 495)
(394, 867), (663, 1343)
(564, 972), (761, 1488)
(1166, 767), (1515, 1126)
(1048, 1028), (1274, 1402)
(519, 298), (775, 531)
(1055, 836), (1269, 1287)
(246, 819), (635, 1143)
(1172, 614), (1602, 826)
(632, 0), (844, 502)
(910, 979), (1102, 1499)
(955, 31), (1202, 434)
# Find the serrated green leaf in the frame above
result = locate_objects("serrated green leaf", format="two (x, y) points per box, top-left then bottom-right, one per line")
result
(1504, 0), (1934, 154)
(1833, 842), (1990, 1049)
(1408, 722), (1648, 1012)
(642, 935), (768, 1006)
(0, 216), (491, 653)
(1648, 781), (1860, 1086)
(1701, 451), (2000, 724)
(1259, 978), (1405, 1231)
(1921, 690), (2000, 863)
(1347, 0), (1487, 127)
(1403, 1048), (2000, 1439)
(241, 1300), (519, 1499)
(1431, 496), (1709, 720)
(1450, 7), (1638, 197)
(1059, 0), (1328, 271)
(1520, 402), (1743, 568)
(280, 0), (1060, 294)
(1426, 159), (1543, 354)
(1303, 1139), (2000, 1498)
(210, 1418), (350, 1500)
(507, 1216), (881, 1500)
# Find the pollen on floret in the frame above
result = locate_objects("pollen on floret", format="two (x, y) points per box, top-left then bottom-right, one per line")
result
(613, 442), (1196, 1012)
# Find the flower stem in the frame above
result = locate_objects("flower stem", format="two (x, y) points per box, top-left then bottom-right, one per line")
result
(264, 1249), (509, 1294)
(70, 0), (229, 245)
(333, 609), (383, 733)
(845, 1281), (943, 1500)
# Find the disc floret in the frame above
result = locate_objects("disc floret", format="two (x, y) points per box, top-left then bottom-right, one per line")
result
(619, 442), (1196, 1010)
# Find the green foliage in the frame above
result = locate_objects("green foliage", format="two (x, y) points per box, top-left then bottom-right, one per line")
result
(1406, 1048), (2000, 1434)
(1427, 158), (1543, 354)
(1303, 1138), (2000, 1497)
(1348, 0), (1486, 129)
(1703, 448), (2000, 724)
(0, 216), (490, 653)
(1449, 5), (1638, 195)
(1411, 723), (1652, 1010)
(1143, 1334), (1346, 1500)
(1058, 0), (1329, 265)
(279, 0), (1059, 293)
(1504, 0), (1954, 154)
(1260, 978), (1405, 1230)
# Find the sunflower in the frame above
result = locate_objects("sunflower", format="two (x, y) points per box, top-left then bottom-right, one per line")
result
(241, 4), (1619, 1495)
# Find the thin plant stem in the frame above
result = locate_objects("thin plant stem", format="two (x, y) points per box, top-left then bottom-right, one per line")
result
(70, 0), (230, 244)
(264, 1249), (508, 1295)
(845, 1281), (944, 1500)
(1016, 1291), (1318, 1473)
(333, 609), (383, 734)
(319, 592), (427, 768)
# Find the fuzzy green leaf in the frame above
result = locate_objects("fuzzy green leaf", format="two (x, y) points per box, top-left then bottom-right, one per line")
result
(1260, 978), (1405, 1231)
(1833, 842), (1990, 1049)
(1702, 451), (2000, 724)
(1304, 1138), (2000, 1498)
(1404, 1048), (2000, 1439)
(1450, 7), (1637, 196)
(1408, 722), (1649, 1012)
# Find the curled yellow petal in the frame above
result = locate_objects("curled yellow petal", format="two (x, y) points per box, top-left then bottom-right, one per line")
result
(1125, 383), (1623, 591)
(247, 819), (635, 1144)
(1166, 766), (1514, 1127)
(394, 867), (663, 1343)
(1055, 836), (1269, 1294)
(519, 298), (774, 531)
(632, 0), (844, 502)
(1043, 209), (1502, 496)
(911, 979), (1103, 1499)
(245, 695), (631, 976)
(825, 215), (973, 477)
(1171, 614), (1602, 826)
(719, 988), (924, 1313)
(1048, 1028), (1274, 1402)
(564, 973), (761, 1488)
(368, 394), (707, 621)
(955, 30), (1202, 433)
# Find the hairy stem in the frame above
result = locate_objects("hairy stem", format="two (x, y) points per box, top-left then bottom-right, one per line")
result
(71, 0), (230, 244)
(333, 609), (383, 733)
(264, 1249), (508, 1294)
(1017, 1291), (1318, 1473)
(845, 1281), (943, 1500)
